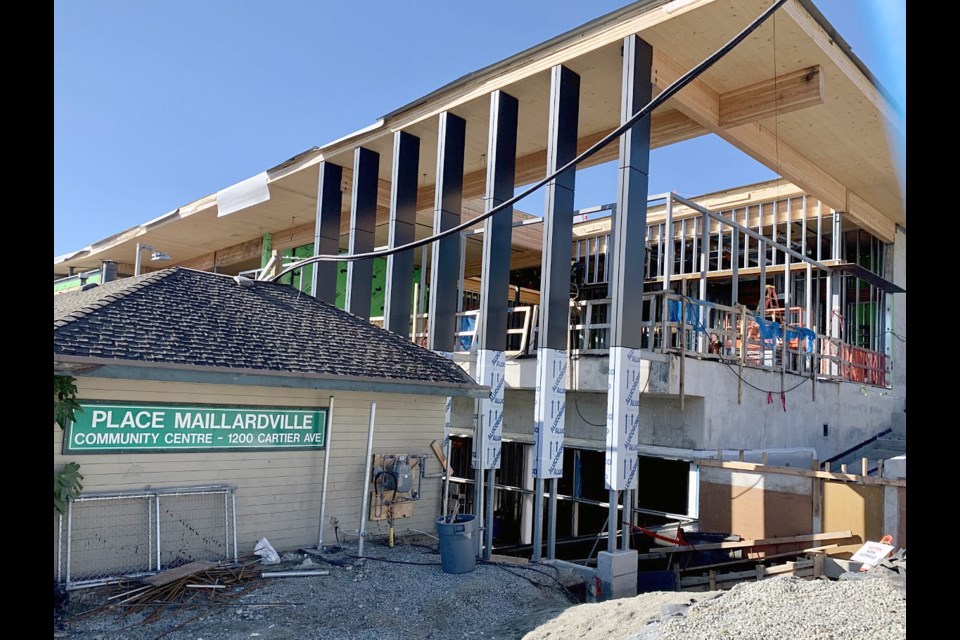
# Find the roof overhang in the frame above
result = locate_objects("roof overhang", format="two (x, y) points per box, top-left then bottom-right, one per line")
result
(53, 355), (489, 399)
(56, 0), (904, 276)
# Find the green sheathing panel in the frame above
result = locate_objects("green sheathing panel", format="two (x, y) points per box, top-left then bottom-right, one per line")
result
(54, 271), (102, 293)
(283, 243), (422, 317)
(261, 233), (273, 268)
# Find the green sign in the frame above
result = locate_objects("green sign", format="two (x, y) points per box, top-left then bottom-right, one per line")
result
(65, 401), (327, 453)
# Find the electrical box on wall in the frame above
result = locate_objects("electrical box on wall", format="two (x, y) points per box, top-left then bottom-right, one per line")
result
(369, 453), (425, 521)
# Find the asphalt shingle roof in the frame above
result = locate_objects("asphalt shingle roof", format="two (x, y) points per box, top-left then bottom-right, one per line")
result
(54, 267), (479, 388)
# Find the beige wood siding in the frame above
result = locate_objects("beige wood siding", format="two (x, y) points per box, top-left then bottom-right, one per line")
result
(54, 377), (449, 556)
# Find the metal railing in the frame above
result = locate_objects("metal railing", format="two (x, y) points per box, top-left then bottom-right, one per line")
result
(453, 306), (536, 355)
(560, 290), (888, 387)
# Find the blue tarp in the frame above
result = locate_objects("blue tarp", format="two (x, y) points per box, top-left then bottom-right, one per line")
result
(667, 299), (704, 332)
(753, 314), (815, 352)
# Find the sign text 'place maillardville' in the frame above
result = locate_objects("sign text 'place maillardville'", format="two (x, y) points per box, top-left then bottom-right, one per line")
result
(64, 402), (327, 453)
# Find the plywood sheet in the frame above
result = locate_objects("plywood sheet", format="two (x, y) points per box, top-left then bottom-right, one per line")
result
(822, 481), (882, 555)
(699, 478), (812, 542)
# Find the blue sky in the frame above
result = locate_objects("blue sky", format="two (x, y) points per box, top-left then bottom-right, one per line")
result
(54, 0), (905, 257)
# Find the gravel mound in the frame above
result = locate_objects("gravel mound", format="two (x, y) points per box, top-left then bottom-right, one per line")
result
(523, 591), (721, 640)
(647, 576), (906, 640)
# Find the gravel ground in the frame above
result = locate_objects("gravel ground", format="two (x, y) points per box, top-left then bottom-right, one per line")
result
(58, 540), (580, 640)
(637, 576), (906, 640)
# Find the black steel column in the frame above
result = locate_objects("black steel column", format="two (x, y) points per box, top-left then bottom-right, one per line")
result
(427, 112), (466, 353)
(311, 161), (343, 304)
(475, 90), (518, 561)
(345, 147), (380, 320)
(477, 90), (519, 354)
(383, 131), (421, 336)
(532, 64), (580, 561)
(604, 35), (653, 552)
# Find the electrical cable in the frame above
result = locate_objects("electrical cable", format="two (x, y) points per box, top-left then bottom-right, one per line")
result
(270, 0), (789, 282)
(332, 526), (441, 566)
(477, 559), (579, 604)
(573, 394), (605, 428)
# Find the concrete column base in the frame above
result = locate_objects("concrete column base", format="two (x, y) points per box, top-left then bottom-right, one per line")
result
(597, 549), (638, 600)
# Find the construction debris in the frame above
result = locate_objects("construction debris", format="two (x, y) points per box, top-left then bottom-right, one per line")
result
(71, 560), (265, 626)
(142, 559), (217, 586)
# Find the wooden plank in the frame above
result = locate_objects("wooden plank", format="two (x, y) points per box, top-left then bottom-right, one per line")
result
(695, 459), (906, 487)
(430, 440), (452, 475)
(640, 530), (854, 557)
(679, 543), (839, 573)
(681, 559), (814, 587)
(143, 560), (217, 586)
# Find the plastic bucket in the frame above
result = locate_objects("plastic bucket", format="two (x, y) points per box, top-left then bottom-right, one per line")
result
(435, 514), (478, 574)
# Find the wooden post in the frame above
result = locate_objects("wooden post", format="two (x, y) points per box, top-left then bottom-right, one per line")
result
(738, 305), (746, 404)
(812, 476), (822, 532)
(840, 464), (848, 475)
(755, 565), (764, 581)
(709, 570), (717, 591)
(680, 298), (686, 411)
(877, 459), (884, 479)
(761, 452), (768, 466)
(813, 553), (824, 578)
(738, 450), (745, 462)
(811, 333), (817, 401)
(861, 457), (869, 477)
(823, 461), (830, 473)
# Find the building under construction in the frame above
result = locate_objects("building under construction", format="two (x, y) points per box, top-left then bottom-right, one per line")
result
(54, 0), (905, 597)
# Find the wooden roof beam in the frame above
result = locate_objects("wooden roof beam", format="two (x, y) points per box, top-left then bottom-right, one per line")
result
(719, 65), (823, 128)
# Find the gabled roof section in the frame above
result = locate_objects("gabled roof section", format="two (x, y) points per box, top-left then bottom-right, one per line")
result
(54, 268), (483, 395)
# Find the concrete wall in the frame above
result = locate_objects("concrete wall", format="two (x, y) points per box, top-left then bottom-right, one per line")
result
(887, 226), (907, 438)
(672, 357), (905, 459)
(54, 378), (448, 559)
(453, 355), (904, 461)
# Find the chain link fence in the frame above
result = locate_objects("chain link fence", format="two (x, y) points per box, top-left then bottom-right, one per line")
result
(55, 485), (236, 588)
